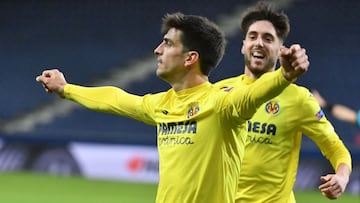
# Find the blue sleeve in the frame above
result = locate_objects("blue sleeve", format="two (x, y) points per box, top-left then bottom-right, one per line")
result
(357, 110), (360, 128)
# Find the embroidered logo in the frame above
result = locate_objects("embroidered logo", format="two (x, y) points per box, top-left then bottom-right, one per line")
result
(265, 101), (280, 115)
(187, 102), (200, 119)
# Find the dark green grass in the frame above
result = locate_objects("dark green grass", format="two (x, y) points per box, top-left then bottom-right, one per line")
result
(295, 190), (359, 203)
(0, 172), (157, 203)
(0, 172), (358, 203)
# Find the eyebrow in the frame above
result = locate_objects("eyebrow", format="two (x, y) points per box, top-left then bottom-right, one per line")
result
(248, 30), (275, 37)
(163, 37), (173, 44)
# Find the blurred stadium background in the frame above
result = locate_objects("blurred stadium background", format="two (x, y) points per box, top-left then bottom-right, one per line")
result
(0, 0), (359, 201)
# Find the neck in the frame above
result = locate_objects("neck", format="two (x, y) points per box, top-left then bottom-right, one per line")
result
(172, 74), (208, 92)
(244, 66), (276, 79)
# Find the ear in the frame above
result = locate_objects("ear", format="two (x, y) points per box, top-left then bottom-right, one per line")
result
(184, 51), (199, 67)
(241, 40), (245, 54)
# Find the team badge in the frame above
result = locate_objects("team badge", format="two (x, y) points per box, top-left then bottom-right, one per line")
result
(265, 101), (280, 115)
(187, 102), (200, 119)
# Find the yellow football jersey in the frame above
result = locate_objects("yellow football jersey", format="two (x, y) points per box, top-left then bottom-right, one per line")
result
(64, 69), (291, 203)
(215, 74), (352, 203)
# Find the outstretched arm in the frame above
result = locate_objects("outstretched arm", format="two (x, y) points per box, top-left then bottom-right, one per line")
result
(312, 90), (358, 126)
(237, 44), (310, 119)
(36, 69), (150, 122)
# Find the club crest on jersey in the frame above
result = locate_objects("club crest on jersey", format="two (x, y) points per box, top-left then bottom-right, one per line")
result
(265, 101), (280, 115)
(187, 102), (200, 119)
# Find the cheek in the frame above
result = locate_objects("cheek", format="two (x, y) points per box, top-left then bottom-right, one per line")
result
(269, 48), (280, 59)
(271, 45), (281, 55)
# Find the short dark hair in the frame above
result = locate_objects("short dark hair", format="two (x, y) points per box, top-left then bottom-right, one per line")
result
(241, 1), (290, 41)
(161, 12), (226, 76)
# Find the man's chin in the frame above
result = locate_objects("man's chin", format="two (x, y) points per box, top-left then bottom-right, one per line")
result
(250, 65), (266, 72)
(156, 68), (162, 76)
(156, 71), (167, 80)
(248, 66), (269, 76)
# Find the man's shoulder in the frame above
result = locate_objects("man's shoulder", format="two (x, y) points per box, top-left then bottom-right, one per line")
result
(283, 83), (310, 94)
(278, 84), (315, 105)
(213, 75), (244, 89)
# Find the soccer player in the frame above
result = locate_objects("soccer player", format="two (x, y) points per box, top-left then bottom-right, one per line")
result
(36, 12), (308, 203)
(313, 89), (360, 128)
(215, 2), (352, 202)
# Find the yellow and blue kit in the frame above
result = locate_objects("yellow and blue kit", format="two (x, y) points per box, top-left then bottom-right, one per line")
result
(63, 69), (290, 203)
(215, 74), (352, 203)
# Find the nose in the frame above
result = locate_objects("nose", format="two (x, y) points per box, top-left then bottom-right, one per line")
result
(154, 42), (164, 55)
(255, 37), (264, 47)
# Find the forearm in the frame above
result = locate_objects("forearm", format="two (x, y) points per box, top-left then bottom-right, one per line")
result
(323, 137), (352, 173)
(237, 68), (291, 119)
(336, 163), (351, 179)
(250, 68), (291, 107)
(64, 84), (142, 116)
(331, 105), (357, 124)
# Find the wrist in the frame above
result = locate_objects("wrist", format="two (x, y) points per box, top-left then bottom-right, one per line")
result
(280, 67), (296, 82)
(58, 84), (68, 98)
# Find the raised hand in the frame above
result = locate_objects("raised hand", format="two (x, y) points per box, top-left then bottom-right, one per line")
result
(279, 44), (309, 81)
